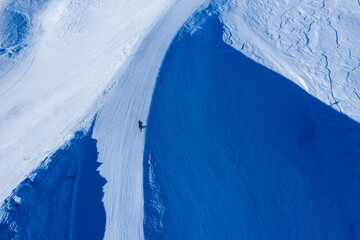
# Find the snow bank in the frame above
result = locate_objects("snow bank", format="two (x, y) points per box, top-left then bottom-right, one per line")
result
(219, 0), (360, 121)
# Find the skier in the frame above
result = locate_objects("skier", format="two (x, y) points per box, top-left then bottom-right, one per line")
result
(138, 120), (143, 132)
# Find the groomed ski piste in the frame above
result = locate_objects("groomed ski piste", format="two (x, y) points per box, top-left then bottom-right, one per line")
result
(0, 0), (360, 239)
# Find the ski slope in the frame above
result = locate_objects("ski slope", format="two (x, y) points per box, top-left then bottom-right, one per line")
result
(0, 0), (208, 238)
(219, 0), (360, 121)
(1, 0), (360, 239)
(92, 1), (209, 239)
(0, 0), (205, 212)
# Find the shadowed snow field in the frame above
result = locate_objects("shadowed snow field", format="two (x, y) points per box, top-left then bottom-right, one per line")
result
(144, 16), (360, 240)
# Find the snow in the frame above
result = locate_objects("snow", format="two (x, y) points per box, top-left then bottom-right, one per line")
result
(1, 0), (360, 238)
(0, 0), (176, 208)
(0, 0), (208, 238)
(92, 1), (209, 239)
(219, 0), (360, 122)
(143, 12), (360, 239)
(0, 126), (105, 239)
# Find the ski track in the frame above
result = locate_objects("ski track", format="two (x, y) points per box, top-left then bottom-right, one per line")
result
(92, 1), (208, 239)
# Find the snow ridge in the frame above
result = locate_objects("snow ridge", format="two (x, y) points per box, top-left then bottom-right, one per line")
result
(92, 1), (209, 239)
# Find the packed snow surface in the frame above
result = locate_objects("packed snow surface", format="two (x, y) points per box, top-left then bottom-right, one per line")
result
(92, 1), (208, 239)
(219, 0), (360, 121)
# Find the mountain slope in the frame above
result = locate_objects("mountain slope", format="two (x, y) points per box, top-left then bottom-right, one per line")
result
(220, 0), (360, 121)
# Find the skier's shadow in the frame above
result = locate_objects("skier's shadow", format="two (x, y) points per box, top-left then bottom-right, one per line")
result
(140, 125), (147, 132)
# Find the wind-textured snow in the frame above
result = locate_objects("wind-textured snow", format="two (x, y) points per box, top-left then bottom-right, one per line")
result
(219, 0), (360, 121)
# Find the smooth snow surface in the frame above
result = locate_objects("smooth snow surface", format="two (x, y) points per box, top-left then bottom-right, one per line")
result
(144, 15), (360, 239)
(219, 0), (360, 121)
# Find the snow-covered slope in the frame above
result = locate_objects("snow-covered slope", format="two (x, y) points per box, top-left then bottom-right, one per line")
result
(92, 1), (208, 239)
(220, 0), (360, 121)
(144, 15), (360, 239)
(1, 0), (360, 238)
(0, 0), (208, 238)
(0, 0), (185, 206)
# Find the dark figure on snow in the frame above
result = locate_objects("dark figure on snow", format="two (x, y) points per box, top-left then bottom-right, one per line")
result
(138, 120), (143, 131)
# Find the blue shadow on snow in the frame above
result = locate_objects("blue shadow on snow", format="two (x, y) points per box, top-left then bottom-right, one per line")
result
(0, 0), (51, 60)
(0, 120), (106, 240)
(143, 15), (360, 239)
